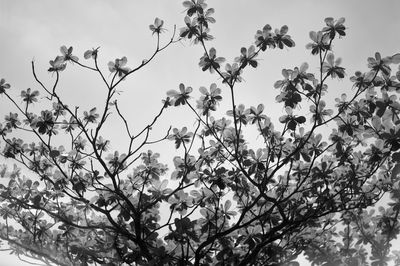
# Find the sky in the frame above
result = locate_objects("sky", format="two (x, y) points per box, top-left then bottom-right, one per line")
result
(0, 0), (400, 265)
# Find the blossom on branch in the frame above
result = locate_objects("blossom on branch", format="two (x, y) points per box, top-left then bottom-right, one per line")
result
(108, 56), (131, 77)
(0, 78), (11, 94)
(60, 45), (79, 62)
(199, 47), (225, 73)
(149, 17), (165, 35)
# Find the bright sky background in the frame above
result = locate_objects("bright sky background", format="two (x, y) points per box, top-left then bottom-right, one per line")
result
(1, 0), (400, 265)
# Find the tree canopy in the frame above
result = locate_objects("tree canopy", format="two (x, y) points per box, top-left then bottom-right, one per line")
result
(1, 1), (400, 265)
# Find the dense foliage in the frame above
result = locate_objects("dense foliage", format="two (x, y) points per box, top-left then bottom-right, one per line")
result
(1, 1), (400, 265)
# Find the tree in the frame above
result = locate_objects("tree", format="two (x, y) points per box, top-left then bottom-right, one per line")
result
(1, 1), (400, 265)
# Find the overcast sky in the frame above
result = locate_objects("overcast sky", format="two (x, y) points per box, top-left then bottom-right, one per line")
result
(1, 0), (400, 265)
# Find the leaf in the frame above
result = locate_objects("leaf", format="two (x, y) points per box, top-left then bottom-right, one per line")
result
(393, 152), (400, 162)
(249, 60), (258, 68)
(390, 53), (400, 64)
(0, 165), (7, 178)
(32, 195), (42, 207)
(301, 151), (311, 162)
(224, 200), (232, 211)
(376, 101), (387, 117)
(49, 150), (60, 158)
(287, 120), (297, 131)
(282, 37), (295, 47)
(392, 163), (400, 180)
(371, 116), (382, 130)
(295, 116), (306, 123)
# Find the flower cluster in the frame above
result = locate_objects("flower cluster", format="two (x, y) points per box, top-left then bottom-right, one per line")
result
(180, 0), (215, 44)
(48, 45), (79, 72)
(255, 24), (295, 51)
(306, 17), (346, 55)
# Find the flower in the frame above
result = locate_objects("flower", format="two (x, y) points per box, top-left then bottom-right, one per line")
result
(3, 138), (25, 158)
(149, 17), (165, 35)
(53, 102), (66, 116)
(60, 45), (79, 62)
(169, 127), (193, 149)
(199, 47), (225, 73)
(350, 99), (372, 125)
(168, 190), (193, 215)
(226, 104), (250, 125)
(302, 132), (327, 158)
(23, 113), (36, 126)
(182, 0), (207, 17)
(379, 74), (400, 92)
(365, 139), (389, 164)
(273, 25), (295, 49)
(166, 83), (193, 106)
(375, 91), (399, 118)
(322, 53), (345, 79)
(335, 115), (359, 136)
(195, 8), (215, 28)
(162, 97), (172, 108)
(61, 116), (78, 133)
(278, 106), (306, 130)
(73, 136), (87, 151)
(255, 24), (294, 51)
(221, 200), (237, 219)
(148, 179), (172, 198)
(21, 88), (39, 104)
(322, 17), (346, 39)
(293, 62), (314, 83)
(69, 153), (86, 170)
(274, 64), (313, 88)
(106, 151), (127, 170)
(0, 78), (10, 94)
(313, 80), (328, 96)
(310, 101), (333, 125)
(194, 27), (213, 44)
(5, 113), (21, 128)
(196, 83), (222, 115)
(350, 71), (375, 90)
(274, 69), (296, 89)
(216, 118), (232, 135)
(335, 93), (349, 113)
(180, 16), (199, 39)
(221, 63), (242, 84)
(108, 56), (131, 77)
(35, 110), (56, 135)
(48, 56), (66, 72)
(206, 117), (231, 137)
(367, 52), (391, 75)
(234, 45), (258, 68)
(254, 24), (275, 51)
(83, 107), (99, 123)
(305, 31), (330, 55)
(95, 136), (109, 152)
(249, 104), (268, 124)
(0, 123), (12, 136)
(170, 155), (197, 184)
(84, 47), (99, 60)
